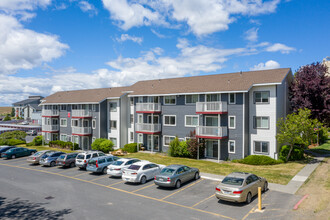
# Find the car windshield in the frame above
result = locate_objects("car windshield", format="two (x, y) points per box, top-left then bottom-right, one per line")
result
(128, 165), (141, 170)
(161, 168), (175, 175)
(77, 154), (84, 159)
(33, 151), (44, 156)
(58, 155), (66, 159)
(221, 177), (244, 186)
(113, 161), (124, 166)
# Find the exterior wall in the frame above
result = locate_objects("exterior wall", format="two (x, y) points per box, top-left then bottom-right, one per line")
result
(99, 101), (107, 139)
(249, 85), (277, 159)
(31, 112), (42, 125)
(120, 94), (129, 148)
(127, 100), (135, 143)
(107, 99), (120, 149)
(244, 93), (249, 157)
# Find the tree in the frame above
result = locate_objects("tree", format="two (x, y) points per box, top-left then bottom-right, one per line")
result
(3, 114), (11, 121)
(91, 138), (113, 153)
(289, 62), (330, 126)
(11, 108), (15, 117)
(276, 108), (322, 162)
(186, 131), (204, 159)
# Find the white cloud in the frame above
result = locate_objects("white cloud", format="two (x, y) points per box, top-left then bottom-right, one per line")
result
(151, 29), (166, 38)
(78, 1), (98, 16)
(0, 0), (51, 11)
(0, 14), (69, 74)
(244, 27), (259, 42)
(266, 43), (295, 54)
(250, 60), (280, 70)
(116, 34), (143, 44)
(102, 0), (280, 36)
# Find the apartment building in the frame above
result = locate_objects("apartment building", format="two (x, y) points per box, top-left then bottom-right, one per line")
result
(41, 68), (292, 159)
(40, 87), (131, 151)
(13, 96), (44, 120)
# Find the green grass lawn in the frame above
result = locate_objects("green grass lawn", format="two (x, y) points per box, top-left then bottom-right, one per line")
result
(120, 152), (305, 185)
(21, 144), (75, 154)
(308, 139), (330, 155)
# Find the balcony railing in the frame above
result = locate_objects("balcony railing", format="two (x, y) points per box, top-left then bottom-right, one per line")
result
(196, 102), (227, 114)
(135, 123), (161, 133)
(72, 126), (91, 135)
(42, 109), (59, 117)
(196, 126), (227, 139)
(42, 124), (59, 132)
(72, 109), (92, 118)
(136, 103), (161, 113)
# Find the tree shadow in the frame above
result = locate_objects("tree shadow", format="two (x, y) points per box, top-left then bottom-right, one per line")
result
(0, 197), (72, 219)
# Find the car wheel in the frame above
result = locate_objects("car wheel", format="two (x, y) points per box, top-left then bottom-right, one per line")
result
(175, 180), (181, 189)
(140, 176), (147, 184)
(263, 182), (268, 192)
(70, 162), (75, 168)
(194, 172), (199, 180)
(246, 192), (252, 204)
(102, 167), (107, 174)
(11, 155), (16, 159)
(50, 161), (55, 167)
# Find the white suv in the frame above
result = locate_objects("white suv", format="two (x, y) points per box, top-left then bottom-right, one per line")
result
(75, 151), (105, 169)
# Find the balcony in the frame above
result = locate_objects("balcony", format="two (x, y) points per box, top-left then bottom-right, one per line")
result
(42, 109), (59, 117)
(42, 124), (59, 132)
(196, 102), (227, 114)
(72, 110), (92, 118)
(196, 126), (227, 139)
(72, 127), (92, 136)
(136, 103), (161, 113)
(135, 123), (161, 134)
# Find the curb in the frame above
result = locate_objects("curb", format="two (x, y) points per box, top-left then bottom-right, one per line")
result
(201, 175), (222, 182)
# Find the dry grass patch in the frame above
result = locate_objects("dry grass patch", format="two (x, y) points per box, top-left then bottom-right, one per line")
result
(0, 107), (12, 115)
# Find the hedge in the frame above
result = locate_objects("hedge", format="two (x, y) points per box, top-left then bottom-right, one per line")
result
(0, 139), (26, 146)
(233, 155), (283, 165)
(122, 143), (138, 153)
(49, 140), (79, 151)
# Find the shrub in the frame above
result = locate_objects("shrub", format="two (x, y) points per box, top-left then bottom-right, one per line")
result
(6, 139), (26, 146)
(168, 137), (191, 158)
(92, 138), (113, 153)
(123, 143), (138, 153)
(0, 130), (27, 141)
(234, 155), (283, 165)
(91, 138), (107, 151)
(279, 145), (305, 162)
(49, 140), (75, 150)
(27, 136), (44, 146)
(72, 143), (79, 150)
(3, 114), (11, 121)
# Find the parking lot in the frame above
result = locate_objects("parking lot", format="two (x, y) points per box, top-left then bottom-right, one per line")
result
(0, 157), (302, 220)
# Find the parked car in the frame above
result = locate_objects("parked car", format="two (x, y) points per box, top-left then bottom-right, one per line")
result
(215, 172), (268, 204)
(107, 158), (141, 177)
(86, 155), (119, 174)
(0, 146), (16, 155)
(21, 121), (29, 125)
(26, 130), (37, 136)
(154, 165), (200, 188)
(56, 153), (79, 168)
(1, 147), (37, 159)
(122, 161), (165, 184)
(75, 151), (106, 169)
(27, 150), (56, 164)
(39, 151), (65, 167)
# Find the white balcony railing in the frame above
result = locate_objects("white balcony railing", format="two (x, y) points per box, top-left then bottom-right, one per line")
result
(42, 109), (59, 117)
(71, 109), (92, 117)
(136, 103), (161, 112)
(72, 126), (91, 135)
(135, 123), (161, 133)
(42, 124), (59, 131)
(196, 126), (227, 138)
(196, 102), (227, 113)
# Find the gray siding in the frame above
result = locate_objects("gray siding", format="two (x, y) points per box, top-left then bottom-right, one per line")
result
(100, 101), (107, 139)
(244, 93), (249, 157)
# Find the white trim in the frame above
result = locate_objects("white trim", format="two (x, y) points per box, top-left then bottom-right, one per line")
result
(163, 115), (176, 126)
(40, 102), (99, 105)
(164, 95), (176, 105)
(185, 94), (199, 105)
(242, 93), (245, 158)
(137, 133), (143, 143)
(92, 119), (96, 129)
(163, 135), (175, 146)
(137, 114), (143, 123)
(184, 115), (199, 127)
(128, 90), (249, 97)
(253, 141), (269, 155)
(60, 133), (67, 142)
(205, 115), (219, 126)
(228, 140), (235, 153)
(229, 93), (236, 104)
(110, 120), (117, 130)
(228, 115), (236, 129)
(71, 119), (78, 127)
(60, 118), (67, 127)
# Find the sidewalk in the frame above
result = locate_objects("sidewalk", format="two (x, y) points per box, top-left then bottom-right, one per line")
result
(200, 157), (325, 194)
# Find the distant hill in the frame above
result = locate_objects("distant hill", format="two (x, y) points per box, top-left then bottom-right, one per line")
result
(0, 107), (12, 115)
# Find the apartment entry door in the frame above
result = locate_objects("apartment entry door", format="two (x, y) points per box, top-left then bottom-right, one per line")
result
(147, 135), (159, 151)
(205, 140), (218, 158)
(81, 136), (89, 151)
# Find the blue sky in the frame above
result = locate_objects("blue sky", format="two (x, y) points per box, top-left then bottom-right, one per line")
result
(0, 0), (329, 106)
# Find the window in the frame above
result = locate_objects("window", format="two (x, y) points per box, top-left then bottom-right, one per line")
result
(164, 136), (175, 146)
(60, 119), (67, 127)
(92, 104), (96, 111)
(46, 133), (50, 141)
(71, 119), (78, 127)
(130, 97), (134, 105)
(130, 132), (134, 142)
(60, 105), (67, 111)
(164, 115), (176, 126)
(72, 104), (78, 110)
(92, 119), (96, 129)
(137, 97), (143, 103)
(185, 115), (198, 127)
(130, 114), (134, 124)
(110, 138), (117, 147)
(229, 93), (236, 104)
(110, 102), (117, 112)
(254, 91), (269, 104)
(185, 95), (198, 104)
(110, 120), (117, 130)
(137, 114), (143, 123)
(254, 117), (269, 129)
(148, 96), (159, 103)
(229, 116), (236, 129)
(138, 133), (143, 143)
(60, 134), (67, 142)
(206, 94), (220, 102)
(73, 136), (79, 144)
(164, 96), (176, 105)
(228, 140), (235, 153)
(254, 141), (269, 154)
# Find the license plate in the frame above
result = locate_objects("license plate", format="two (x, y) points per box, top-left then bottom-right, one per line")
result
(159, 178), (163, 181)
(125, 178), (130, 181)
(223, 190), (231, 194)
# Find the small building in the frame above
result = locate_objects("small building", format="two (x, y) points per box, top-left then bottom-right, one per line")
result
(0, 127), (17, 135)
(12, 96), (43, 120)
